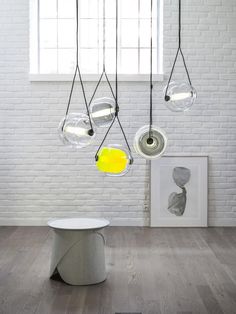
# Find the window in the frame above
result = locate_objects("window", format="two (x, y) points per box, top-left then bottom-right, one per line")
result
(30, 0), (163, 80)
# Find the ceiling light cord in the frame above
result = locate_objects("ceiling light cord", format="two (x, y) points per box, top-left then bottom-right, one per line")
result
(88, 0), (115, 106)
(63, 0), (94, 135)
(165, 0), (192, 101)
(95, 0), (133, 163)
(115, 0), (119, 117)
(149, 0), (153, 140)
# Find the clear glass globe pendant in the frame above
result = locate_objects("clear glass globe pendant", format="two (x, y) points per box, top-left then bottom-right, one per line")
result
(58, 113), (95, 148)
(90, 97), (116, 127)
(164, 81), (197, 112)
(164, 0), (196, 112)
(58, 0), (95, 149)
(133, 125), (167, 160)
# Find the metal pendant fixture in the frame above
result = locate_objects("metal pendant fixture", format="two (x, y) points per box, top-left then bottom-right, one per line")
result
(134, 125), (167, 160)
(164, 0), (196, 112)
(134, 0), (167, 160)
(95, 0), (133, 176)
(58, 0), (95, 148)
(89, 0), (116, 128)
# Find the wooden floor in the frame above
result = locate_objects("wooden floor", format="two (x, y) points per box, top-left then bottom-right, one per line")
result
(0, 227), (236, 314)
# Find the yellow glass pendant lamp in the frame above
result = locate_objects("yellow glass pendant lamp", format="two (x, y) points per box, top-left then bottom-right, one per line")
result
(96, 145), (131, 176)
(94, 0), (133, 177)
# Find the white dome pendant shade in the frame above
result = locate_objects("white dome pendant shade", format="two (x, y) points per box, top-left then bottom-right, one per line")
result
(134, 0), (167, 160)
(90, 97), (116, 127)
(58, 113), (95, 148)
(164, 0), (196, 112)
(133, 125), (167, 160)
(164, 81), (197, 112)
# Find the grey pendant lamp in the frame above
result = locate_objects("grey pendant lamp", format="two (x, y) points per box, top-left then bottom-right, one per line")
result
(164, 0), (196, 112)
(58, 0), (95, 148)
(133, 0), (167, 160)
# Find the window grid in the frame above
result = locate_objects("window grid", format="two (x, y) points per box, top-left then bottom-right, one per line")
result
(37, 0), (158, 75)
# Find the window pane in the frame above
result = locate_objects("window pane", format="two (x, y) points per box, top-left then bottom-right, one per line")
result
(40, 0), (57, 18)
(80, 49), (99, 73)
(58, 0), (75, 18)
(140, 48), (157, 74)
(105, 20), (116, 48)
(140, 19), (150, 48)
(140, 0), (151, 18)
(152, 21), (157, 48)
(120, 49), (138, 74)
(79, 0), (99, 18)
(120, 0), (138, 18)
(80, 20), (98, 48)
(36, 0), (160, 75)
(121, 20), (138, 48)
(105, 48), (116, 74)
(105, 0), (116, 19)
(40, 49), (57, 73)
(140, 19), (157, 48)
(140, 0), (157, 19)
(58, 19), (76, 48)
(58, 49), (76, 73)
(140, 49), (149, 74)
(40, 19), (57, 48)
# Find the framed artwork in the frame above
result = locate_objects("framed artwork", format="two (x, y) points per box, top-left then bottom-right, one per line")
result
(150, 156), (208, 227)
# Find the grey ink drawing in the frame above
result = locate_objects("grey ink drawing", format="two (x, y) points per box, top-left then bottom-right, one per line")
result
(167, 167), (191, 216)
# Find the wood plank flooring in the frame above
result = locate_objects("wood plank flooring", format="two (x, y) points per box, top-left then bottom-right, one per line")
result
(0, 227), (236, 314)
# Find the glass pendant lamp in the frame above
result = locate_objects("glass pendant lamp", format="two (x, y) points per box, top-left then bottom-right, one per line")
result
(133, 125), (167, 160)
(164, 0), (196, 112)
(89, 0), (116, 128)
(90, 97), (116, 128)
(164, 81), (196, 112)
(134, 0), (167, 160)
(58, 113), (95, 148)
(96, 144), (132, 176)
(95, 0), (133, 176)
(58, 0), (95, 148)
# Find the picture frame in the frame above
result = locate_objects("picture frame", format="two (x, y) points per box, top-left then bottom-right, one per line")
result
(150, 156), (208, 227)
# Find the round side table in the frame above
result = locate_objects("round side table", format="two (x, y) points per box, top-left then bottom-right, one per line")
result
(48, 218), (110, 285)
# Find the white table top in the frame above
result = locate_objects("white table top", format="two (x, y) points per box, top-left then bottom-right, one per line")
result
(47, 218), (110, 230)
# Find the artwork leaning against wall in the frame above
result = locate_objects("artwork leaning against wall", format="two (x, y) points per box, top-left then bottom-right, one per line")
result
(150, 156), (208, 227)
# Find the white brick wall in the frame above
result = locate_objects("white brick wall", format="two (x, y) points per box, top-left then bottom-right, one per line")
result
(0, 0), (235, 226)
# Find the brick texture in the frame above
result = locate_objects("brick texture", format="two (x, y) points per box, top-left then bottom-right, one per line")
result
(0, 0), (235, 226)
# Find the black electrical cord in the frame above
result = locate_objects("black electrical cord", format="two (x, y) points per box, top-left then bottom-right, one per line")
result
(62, 0), (94, 136)
(88, 0), (115, 106)
(148, 0), (154, 143)
(165, 0), (192, 101)
(95, 0), (133, 164)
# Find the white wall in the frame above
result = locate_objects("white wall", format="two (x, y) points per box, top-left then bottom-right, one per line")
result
(0, 0), (235, 226)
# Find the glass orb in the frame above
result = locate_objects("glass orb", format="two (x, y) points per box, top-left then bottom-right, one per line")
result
(96, 144), (132, 176)
(90, 97), (116, 127)
(58, 113), (95, 148)
(133, 125), (167, 160)
(164, 81), (197, 112)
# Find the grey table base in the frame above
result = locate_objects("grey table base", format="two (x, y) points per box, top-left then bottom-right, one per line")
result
(49, 229), (106, 286)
